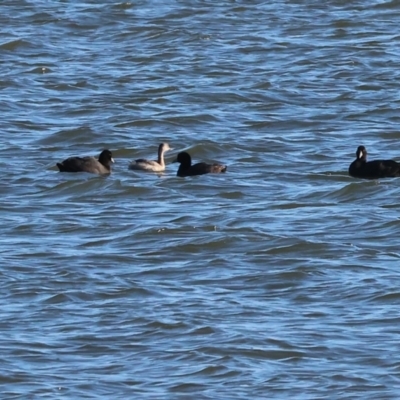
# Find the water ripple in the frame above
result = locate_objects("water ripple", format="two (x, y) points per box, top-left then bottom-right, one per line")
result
(1, 0), (400, 398)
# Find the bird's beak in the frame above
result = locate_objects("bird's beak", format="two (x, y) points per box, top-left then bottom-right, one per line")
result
(111, 158), (115, 163)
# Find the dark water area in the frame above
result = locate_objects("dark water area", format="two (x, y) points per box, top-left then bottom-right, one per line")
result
(1, 1), (400, 398)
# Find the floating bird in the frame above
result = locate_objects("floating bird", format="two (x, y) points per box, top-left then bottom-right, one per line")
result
(349, 145), (400, 179)
(57, 149), (114, 174)
(129, 143), (171, 172)
(173, 151), (227, 177)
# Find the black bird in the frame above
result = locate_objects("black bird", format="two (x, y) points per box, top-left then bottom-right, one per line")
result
(57, 149), (114, 174)
(173, 151), (227, 177)
(349, 145), (400, 179)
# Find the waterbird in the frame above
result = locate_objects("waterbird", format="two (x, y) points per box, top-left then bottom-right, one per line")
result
(349, 145), (400, 179)
(57, 149), (114, 174)
(129, 143), (171, 172)
(173, 151), (227, 177)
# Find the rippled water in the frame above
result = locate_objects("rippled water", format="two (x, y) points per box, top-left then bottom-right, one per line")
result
(2, 0), (400, 398)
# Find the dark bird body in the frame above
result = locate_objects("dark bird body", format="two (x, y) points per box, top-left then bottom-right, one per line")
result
(349, 146), (400, 179)
(57, 149), (114, 174)
(174, 151), (227, 177)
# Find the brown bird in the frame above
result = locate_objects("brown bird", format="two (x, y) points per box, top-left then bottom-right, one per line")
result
(57, 149), (114, 174)
(129, 143), (171, 172)
(173, 151), (227, 177)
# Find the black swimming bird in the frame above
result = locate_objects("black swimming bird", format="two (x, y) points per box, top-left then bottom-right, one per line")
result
(173, 151), (227, 177)
(349, 145), (400, 179)
(57, 149), (114, 174)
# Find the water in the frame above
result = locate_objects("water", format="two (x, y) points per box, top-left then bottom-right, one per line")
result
(1, 1), (400, 398)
